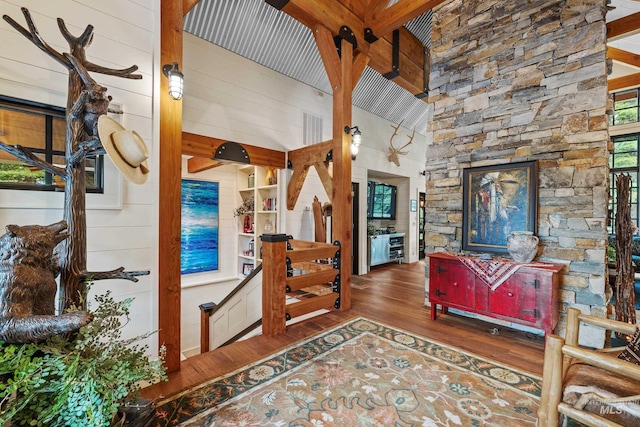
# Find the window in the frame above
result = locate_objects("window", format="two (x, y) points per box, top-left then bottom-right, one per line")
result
(0, 96), (103, 192)
(367, 181), (397, 220)
(609, 133), (639, 233)
(610, 89), (639, 126)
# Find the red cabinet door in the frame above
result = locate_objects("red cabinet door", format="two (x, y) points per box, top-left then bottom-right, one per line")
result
(430, 259), (475, 308)
(488, 272), (538, 323)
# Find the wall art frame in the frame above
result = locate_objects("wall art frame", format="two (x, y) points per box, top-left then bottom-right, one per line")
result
(462, 161), (538, 254)
(181, 179), (219, 274)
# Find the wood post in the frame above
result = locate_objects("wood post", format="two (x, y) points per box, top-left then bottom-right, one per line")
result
(159, 0), (184, 373)
(260, 234), (289, 336)
(538, 334), (564, 426)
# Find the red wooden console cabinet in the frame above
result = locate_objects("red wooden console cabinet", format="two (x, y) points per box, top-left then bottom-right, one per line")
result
(427, 252), (564, 334)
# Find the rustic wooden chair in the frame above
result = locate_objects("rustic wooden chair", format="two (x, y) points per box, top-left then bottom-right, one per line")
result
(538, 307), (640, 426)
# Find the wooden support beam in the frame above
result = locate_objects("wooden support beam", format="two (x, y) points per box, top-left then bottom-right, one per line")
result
(182, 132), (286, 168)
(366, 0), (448, 39)
(269, 0), (426, 97)
(608, 73), (640, 92)
(313, 161), (333, 201)
(368, 27), (426, 95)
(261, 235), (288, 336)
(332, 37), (354, 311)
(183, 0), (201, 15)
(279, 0), (365, 46)
(286, 140), (333, 209)
(187, 157), (222, 173)
(159, 0), (183, 373)
(287, 165), (311, 209)
(607, 11), (640, 41)
(313, 25), (343, 89)
(608, 46), (640, 68)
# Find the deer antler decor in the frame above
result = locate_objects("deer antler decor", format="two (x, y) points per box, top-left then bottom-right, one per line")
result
(387, 121), (415, 166)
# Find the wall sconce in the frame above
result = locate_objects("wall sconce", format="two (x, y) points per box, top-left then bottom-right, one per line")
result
(163, 62), (184, 100)
(344, 125), (362, 160)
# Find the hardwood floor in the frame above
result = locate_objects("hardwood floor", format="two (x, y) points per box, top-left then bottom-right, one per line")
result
(141, 260), (545, 400)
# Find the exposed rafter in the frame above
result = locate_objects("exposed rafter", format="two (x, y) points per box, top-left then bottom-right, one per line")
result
(609, 73), (640, 92)
(607, 11), (640, 41)
(365, 0), (447, 39)
(266, 0), (430, 99)
(608, 46), (640, 68)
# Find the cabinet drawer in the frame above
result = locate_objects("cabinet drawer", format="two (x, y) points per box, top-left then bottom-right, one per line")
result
(488, 272), (537, 322)
(430, 260), (475, 307)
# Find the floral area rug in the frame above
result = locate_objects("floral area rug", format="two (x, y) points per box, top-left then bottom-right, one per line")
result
(155, 318), (541, 426)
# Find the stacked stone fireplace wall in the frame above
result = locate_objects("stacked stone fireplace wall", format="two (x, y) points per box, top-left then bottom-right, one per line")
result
(425, 0), (610, 343)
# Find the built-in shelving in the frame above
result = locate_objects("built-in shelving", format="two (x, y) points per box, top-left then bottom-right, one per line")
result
(236, 165), (280, 277)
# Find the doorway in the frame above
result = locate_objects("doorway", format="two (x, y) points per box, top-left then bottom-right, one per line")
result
(419, 192), (425, 259)
(352, 182), (359, 275)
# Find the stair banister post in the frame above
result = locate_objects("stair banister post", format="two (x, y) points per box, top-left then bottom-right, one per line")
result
(261, 234), (289, 335)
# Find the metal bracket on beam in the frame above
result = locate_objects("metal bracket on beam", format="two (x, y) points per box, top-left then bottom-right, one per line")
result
(364, 28), (378, 43)
(326, 149), (333, 162)
(383, 29), (400, 80)
(265, 0), (289, 10)
(415, 47), (429, 99)
(334, 25), (357, 57)
(213, 141), (250, 164)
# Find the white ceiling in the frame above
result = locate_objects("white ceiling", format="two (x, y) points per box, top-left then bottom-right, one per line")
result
(608, 0), (640, 79)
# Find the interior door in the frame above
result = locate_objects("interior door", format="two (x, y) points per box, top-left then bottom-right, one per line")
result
(352, 182), (359, 275)
(419, 192), (426, 259)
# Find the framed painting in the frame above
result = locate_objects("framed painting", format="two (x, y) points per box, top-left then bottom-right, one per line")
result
(462, 161), (538, 253)
(181, 179), (219, 274)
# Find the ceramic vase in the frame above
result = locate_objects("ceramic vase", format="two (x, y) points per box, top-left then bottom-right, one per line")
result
(507, 231), (539, 263)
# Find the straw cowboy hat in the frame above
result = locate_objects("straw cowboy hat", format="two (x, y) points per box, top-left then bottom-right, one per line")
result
(97, 115), (150, 184)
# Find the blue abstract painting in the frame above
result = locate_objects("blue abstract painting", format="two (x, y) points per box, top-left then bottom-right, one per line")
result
(181, 179), (219, 274)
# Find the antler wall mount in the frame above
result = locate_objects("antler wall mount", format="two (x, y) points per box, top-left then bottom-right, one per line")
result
(387, 121), (415, 166)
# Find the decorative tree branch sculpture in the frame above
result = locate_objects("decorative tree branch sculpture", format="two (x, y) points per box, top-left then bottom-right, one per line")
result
(615, 173), (636, 328)
(1, 8), (149, 312)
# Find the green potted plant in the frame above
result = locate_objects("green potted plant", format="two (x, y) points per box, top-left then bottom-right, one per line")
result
(0, 288), (167, 426)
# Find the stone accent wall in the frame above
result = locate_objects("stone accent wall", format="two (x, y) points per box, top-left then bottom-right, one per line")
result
(425, 0), (609, 344)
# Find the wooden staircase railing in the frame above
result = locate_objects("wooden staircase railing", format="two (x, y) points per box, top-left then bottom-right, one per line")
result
(261, 234), (341, 336)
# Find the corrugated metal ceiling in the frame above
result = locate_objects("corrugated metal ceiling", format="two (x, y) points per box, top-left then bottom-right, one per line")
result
(184, 0), (432, 134)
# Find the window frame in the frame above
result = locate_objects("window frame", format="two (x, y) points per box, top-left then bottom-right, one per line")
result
(0, 95), (104, 193)
(609, 132), (640, 234)
(610, 89), (640, 127)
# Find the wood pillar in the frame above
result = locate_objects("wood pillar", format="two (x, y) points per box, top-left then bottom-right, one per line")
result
(261, 234), (289, 336)
(332, 38), (353, 310)
(159, 0), (183, 373)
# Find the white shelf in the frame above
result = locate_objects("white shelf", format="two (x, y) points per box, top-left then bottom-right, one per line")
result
(236, 165), (280, 277)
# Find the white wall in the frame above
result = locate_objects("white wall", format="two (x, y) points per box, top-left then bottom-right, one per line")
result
(0, 0), (159, 353)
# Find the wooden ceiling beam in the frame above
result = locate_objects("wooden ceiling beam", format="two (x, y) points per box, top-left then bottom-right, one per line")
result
(366, 0), (448, 38)
(608, 73), (640, 92)
(369, 27), (426, 95)
(182, 132), (286, 168)
(608, 46), (640, 68)
(187, 157), (222, 173)
(268, 1), (427, 97)
(277, 0), (365, 45)
(608, 11), (640, 41)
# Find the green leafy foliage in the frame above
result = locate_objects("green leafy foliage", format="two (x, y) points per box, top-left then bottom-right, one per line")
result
(0, 290), (167, 426)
